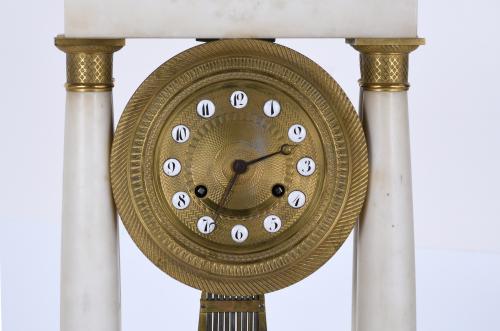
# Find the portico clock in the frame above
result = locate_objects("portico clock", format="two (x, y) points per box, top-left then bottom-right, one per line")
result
(110, 39), (368, 311)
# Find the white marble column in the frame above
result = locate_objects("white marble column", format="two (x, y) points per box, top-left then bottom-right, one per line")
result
(348, 38), (424, 331)
(55, 37), (124, 331)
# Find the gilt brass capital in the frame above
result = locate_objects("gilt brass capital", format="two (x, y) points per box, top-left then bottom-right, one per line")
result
(55, 36), (125, 92)
(347, 38), (425, 92)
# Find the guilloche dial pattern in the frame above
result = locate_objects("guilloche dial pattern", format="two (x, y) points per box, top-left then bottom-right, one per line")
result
(157, 85), (323, 247)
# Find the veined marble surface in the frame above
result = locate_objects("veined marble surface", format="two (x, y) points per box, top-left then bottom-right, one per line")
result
(65, 0), (417, 38)
(353, 91), (416, 331)
(60, 92), (121, 331)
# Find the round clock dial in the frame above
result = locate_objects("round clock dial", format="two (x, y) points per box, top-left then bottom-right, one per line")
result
(111, 39), (368, 295)
(157, 84), (322, 247)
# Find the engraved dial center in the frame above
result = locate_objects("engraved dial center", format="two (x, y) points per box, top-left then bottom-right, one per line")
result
(185, 113), (293, 214)
(157, 81), (325, 247)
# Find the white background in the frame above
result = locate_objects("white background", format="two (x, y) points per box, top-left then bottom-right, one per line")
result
(1, 0), (499, 330)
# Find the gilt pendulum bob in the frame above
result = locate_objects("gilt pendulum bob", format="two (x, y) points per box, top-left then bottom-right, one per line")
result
(110, 39), (368, 330)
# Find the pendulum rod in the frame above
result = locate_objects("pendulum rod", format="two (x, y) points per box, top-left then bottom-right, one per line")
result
(198, 292), (267, 331)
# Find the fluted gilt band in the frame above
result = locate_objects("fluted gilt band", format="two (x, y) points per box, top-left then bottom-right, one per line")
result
(347, 38), (425, 92)
(55, 36), (125, 92)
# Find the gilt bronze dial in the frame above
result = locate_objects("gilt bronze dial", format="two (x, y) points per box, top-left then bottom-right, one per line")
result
(111, 39), (368, 295)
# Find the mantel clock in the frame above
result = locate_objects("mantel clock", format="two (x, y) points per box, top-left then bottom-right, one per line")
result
(110, 39), (368, 330)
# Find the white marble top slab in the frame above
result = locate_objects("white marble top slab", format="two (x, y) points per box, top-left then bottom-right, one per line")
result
(65, 0), (418, 38)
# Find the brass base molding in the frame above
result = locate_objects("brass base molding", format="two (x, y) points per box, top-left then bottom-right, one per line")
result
(347, 38), (425, 92)
(55, 36), (125, 92)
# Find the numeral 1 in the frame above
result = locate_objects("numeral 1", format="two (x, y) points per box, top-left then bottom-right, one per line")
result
(263, 100), (281, 117)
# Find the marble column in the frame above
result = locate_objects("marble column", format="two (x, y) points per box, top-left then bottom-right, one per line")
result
(55, 37), (125, 331)
(347, 38), (424, 331)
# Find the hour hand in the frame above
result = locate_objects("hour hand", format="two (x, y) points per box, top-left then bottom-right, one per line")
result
(214, 171), (239, 221)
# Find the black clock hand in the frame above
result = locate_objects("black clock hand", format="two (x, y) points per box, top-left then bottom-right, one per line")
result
(213, 145), (294, 220)
(214, 160), (247, 221)
(245, 144), (296, 166)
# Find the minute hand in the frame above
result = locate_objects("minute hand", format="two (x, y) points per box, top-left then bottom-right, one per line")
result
(246, 144), (296, 166)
